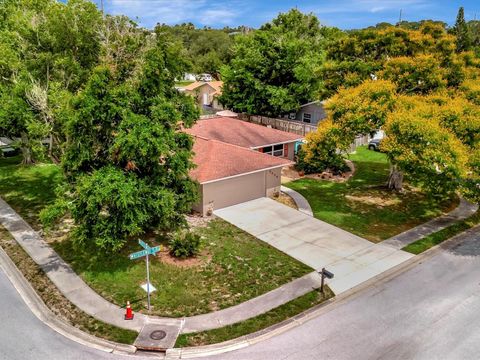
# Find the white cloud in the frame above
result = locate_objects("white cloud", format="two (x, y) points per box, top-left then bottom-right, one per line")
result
(103, 0), (242, 27)
(199, 9), (239, 25)
(310, 0), (432, 15)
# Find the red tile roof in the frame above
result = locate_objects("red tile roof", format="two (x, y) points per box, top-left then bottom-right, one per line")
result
(186, 117), (303, 149)
(190, 136), (293, 184)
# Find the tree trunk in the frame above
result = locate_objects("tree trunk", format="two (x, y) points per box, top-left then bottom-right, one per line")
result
(387, 164), (403, 191)
(20, 132), (34, 165)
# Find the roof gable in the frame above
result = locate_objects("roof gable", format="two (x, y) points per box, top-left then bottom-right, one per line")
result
(190, 136), (292, 184)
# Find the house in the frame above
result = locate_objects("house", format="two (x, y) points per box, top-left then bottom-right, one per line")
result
(282, 100), (327, 126)
(183, 81), (223, 110)
(190, 137), (292, 215)
(187, 116), (303, 215)
(183, 73), (197, 81)
(186, 116), (303, 161)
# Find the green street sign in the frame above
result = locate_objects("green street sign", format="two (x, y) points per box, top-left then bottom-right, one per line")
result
(148, 246), (161, 255)
(128, 239), (162, 311)
(129, 249), (148, 260)
(138, 239), (148, 250)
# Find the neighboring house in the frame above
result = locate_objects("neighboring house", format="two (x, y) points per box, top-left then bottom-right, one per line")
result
(197, 73), (213, 82)
(183, 73), (197, 81)
(186, 116), (302, 215)
(183, 81), (224, 110)
(282, 100), (327, 126)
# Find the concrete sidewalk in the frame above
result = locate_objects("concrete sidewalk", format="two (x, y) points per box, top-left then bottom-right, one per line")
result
(0, 196), (327, 349)
(382, 198), (478, 250)
(215, 198), (415, 295)
(280, 186), (313, 217)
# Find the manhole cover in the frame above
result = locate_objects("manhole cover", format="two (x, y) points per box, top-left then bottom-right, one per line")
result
(150, 330), (167, 340)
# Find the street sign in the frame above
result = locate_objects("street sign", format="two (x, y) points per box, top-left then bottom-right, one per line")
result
(129, 250), (148, 260)
(129, 240), (162, 311)
(138, 239), (148, 250)
(148, 246), (161, 255)
(141, 282), (157, 294)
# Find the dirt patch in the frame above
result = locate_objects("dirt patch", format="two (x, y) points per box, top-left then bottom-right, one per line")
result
(186, 213), (215, 229)
(272, 192), (298, 210)
(345, 194), (402, 207)
(155, 248), (211, 268)
(281, 161), (355, 183)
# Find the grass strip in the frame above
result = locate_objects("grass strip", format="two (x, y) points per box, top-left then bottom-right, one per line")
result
(402, 211), (480, 254)
(0, 227), (138, 344)
(175, 287), (334, 348)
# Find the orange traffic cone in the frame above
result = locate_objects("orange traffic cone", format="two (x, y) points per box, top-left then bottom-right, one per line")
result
(125, 301), (134, 320)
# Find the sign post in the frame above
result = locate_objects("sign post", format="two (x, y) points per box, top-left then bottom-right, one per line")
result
(129, 240), (161, 311)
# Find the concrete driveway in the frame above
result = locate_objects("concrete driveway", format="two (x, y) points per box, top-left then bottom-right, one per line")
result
(215, 198), (414, 294)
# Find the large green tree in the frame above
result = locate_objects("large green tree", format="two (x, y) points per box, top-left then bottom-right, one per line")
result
(0, 0), (102, 163)
(219, 9), (327, 116)
(46, 32), (199, 251)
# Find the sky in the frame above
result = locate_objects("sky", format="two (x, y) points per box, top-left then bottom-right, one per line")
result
(86, 0), (480, 29)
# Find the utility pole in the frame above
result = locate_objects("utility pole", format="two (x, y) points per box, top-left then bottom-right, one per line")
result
(100, 0), (104, 17)
(399, 9), (403, 24)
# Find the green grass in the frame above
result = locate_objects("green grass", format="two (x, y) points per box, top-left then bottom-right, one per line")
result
(53, 219), (311, 317)
(175, 287), (334, 347)
(0, 226), (138, 344)
(287, 147), (457, 242)
(0, 155), (63, 229)
(0, 156), (311, 317)
(402, 211), (480, 254)
(175, 80), (195, 87)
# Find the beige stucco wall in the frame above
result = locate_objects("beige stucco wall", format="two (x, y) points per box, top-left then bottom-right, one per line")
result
(185, 84), (216, 107)
(194, 168), (283, 215)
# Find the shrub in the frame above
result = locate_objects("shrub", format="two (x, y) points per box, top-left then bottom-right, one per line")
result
(296, 119), (350, 174)
(169, 231), (202, 258)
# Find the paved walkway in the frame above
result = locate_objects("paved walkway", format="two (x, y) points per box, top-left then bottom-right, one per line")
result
(382, 198), (478, 250)
(0, 197), (327, 348)
(215, 198), (415, 295)
(280, 186), (313, 217)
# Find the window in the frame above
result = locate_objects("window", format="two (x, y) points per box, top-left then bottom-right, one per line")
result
(302, 113), (312, 123)
(262, 144), (284, 157)
(273, 144), (284, 157)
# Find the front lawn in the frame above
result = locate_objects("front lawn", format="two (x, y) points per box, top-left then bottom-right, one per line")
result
(53, 219), (311, 317)
(0, 157), (311, 317)
(287, 147), (458, 242)
(0, 155), (62, 229)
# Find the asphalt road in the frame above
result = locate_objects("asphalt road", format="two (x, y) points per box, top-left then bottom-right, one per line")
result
(0, 268), (135, 360)
(206, 228), (480, 360)
(0, 228), (479, 360)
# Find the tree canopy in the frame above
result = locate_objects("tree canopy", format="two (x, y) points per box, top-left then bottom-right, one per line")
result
(219, 9), (330, 117)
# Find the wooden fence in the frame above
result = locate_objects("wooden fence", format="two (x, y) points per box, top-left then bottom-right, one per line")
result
(238, 113), (317, 136)
(237, 113), (370, 152)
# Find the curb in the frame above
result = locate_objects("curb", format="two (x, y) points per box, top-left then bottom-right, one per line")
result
(0, 246), (138, 356)
(165, 226), (479, 358)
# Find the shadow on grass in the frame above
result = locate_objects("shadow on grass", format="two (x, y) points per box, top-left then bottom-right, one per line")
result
(288, 147), (457, 241)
